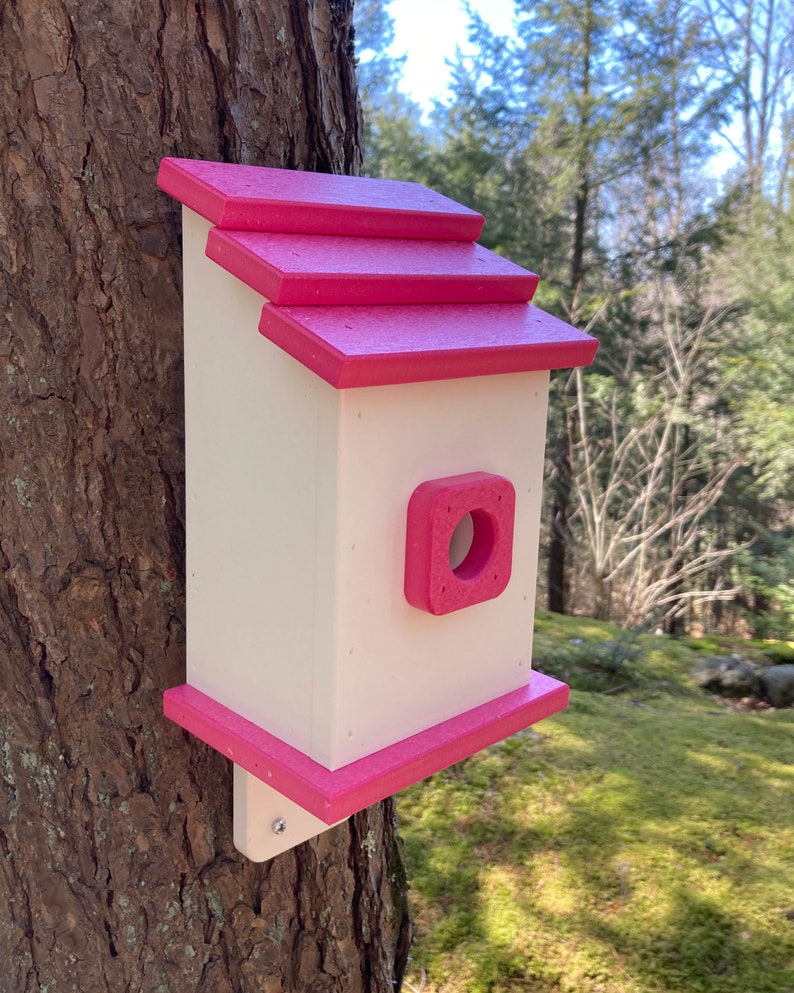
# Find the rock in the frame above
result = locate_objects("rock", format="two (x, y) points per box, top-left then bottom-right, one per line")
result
(692, 655), (761, 698)
(759, 665), (794, 708)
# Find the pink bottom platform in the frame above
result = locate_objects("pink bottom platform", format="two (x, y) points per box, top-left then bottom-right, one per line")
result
(164, 670), (569, 823)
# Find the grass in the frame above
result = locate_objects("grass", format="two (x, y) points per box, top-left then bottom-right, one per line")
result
(398, 613), (794, 993)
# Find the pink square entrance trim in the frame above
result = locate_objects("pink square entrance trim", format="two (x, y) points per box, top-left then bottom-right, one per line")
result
(405, 471), (516, 614)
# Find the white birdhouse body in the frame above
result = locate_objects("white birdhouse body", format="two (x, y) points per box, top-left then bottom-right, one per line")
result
(185, 206), (551, 768)
(160, 158), (597, 860)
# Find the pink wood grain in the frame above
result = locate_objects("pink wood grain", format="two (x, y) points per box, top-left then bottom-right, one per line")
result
(206, 228), (539, 306)
(157, 158), (485, 240)
(163, 672), (569, 823)
(405, 471), (516, 615)
(258, 302), (599, 388)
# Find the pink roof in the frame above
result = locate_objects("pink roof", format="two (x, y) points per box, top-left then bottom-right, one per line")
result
(206, 228), (539, 306)
(260, 302), (598, 388)
(158, 157), (484, 240)
(158, 157), (598, 387)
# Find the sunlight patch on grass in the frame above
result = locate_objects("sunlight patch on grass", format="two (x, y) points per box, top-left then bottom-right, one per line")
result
(399, 615), (794, 993)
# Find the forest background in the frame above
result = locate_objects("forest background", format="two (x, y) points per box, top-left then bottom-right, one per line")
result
(355, 0), (794, 641)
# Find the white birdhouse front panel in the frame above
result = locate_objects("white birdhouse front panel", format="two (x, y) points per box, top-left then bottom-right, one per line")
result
(325, 370), (550, 769)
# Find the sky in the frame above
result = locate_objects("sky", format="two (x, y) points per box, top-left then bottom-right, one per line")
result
(386, 0), (516, 111)
(380, 0), (740, 176)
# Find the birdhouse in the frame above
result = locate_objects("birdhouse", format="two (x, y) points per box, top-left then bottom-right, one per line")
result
(158, 157), (598, 861)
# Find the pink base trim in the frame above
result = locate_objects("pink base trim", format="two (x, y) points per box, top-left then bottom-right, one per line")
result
(163, 672), (569, 823)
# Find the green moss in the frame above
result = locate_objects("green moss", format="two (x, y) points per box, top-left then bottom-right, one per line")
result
(688, 636), (722, 653)
(765, 642), (794, 664)
(399, 616), (794, 993)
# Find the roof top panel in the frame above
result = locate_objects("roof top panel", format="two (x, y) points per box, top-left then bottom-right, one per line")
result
(158, 157), (485, 240)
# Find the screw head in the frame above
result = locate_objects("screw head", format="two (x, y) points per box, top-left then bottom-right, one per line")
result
(271, 817), (287, 835)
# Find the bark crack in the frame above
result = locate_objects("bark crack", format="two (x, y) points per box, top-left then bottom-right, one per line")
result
(193, 0), (233, 159)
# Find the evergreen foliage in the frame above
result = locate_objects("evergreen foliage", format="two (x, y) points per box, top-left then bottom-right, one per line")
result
(354, 0), (794, 638)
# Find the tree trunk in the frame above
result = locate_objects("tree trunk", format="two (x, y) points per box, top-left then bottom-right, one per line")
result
(546, 404), (572, 615)
(546, 0), (593, 618)
(0, 2), (411, 991)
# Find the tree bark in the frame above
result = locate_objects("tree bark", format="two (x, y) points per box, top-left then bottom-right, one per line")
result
(546, 0), (593, 618)
(546, 410), (572, 616)
(0, 1), (411, 990)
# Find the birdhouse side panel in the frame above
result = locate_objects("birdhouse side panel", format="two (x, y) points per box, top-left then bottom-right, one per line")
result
(324, 371), (550, 769)
(183, 210), (339, 758)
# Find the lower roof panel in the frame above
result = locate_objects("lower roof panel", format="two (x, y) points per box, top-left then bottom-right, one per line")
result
(258, 302), (599, 389)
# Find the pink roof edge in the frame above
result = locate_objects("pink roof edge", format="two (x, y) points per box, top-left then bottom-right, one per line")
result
(205, 227), (540, 307)
(163, 672), (569, 823)
(259, 302), (599, 388)
(157, 157), (485, 240)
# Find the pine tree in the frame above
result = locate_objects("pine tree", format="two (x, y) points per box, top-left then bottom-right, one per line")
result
(0, 2), (410, 989)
